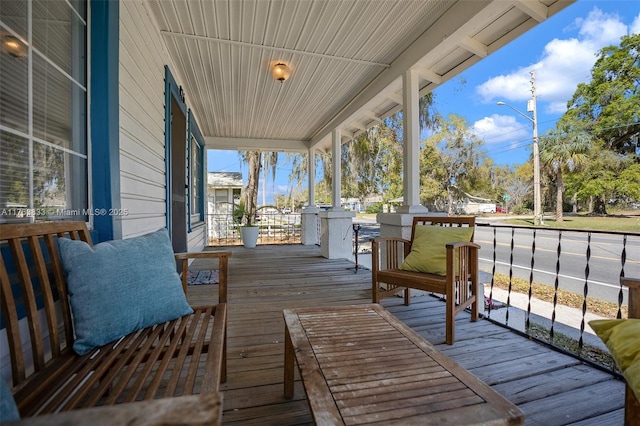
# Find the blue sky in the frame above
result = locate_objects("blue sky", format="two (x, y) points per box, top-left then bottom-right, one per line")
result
(208, 0), (640, 204)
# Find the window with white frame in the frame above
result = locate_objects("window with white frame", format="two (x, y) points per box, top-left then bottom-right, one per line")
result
(0, 0), (87, 223)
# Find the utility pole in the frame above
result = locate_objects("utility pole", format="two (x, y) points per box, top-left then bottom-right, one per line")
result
(528, 70), (542, 225)
(497, 71), (543, 226)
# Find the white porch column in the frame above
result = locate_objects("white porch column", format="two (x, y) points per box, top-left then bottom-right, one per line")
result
(308, 148), (316, 207)
(301, 205), (320, 245)
(377, 68), (427, 242)
(331, 128), (342, 210)
(320, 128), (354, 259)
(400, 68), (425, 212)
(319, 209), (355, 259)
(301, 148), (320, 245)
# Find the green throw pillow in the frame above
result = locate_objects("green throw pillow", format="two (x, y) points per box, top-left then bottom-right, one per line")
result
(589, 319), (640, 401)
(58, 228), (194, 355)
(399, 225), (474, 276)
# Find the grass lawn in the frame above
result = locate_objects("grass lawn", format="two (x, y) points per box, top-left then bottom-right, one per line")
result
(358, 211), (639, 232)
(501, 211), (640, 232)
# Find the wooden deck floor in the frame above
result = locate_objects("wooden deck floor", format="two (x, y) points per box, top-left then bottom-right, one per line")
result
(186, 244), (626, 426)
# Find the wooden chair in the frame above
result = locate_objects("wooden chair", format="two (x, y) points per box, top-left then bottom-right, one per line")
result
(371, 216), (480, 344)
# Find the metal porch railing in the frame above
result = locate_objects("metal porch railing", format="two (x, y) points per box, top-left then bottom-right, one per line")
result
(476, 223), (639, 372)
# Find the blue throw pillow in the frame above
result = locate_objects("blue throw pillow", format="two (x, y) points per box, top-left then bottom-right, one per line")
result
(0, 378), (20, 421)
(58, 228), (193, 355)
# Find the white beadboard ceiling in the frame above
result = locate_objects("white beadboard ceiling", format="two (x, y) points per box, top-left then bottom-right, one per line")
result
(145, 0), (575, 153)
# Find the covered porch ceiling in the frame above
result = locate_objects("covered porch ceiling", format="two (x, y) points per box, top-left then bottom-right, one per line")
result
(147, 0), (575, 153)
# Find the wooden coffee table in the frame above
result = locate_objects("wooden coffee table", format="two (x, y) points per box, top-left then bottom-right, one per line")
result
(284, 304), (524, 425)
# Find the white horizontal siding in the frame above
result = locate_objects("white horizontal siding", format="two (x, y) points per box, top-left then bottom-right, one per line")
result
(119, 0), (205, 251)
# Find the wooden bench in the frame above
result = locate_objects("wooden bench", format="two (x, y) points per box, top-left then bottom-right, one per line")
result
(0, 221), (230, 420)
(622, 277), (640, 426)
(371, 216), (480, 344)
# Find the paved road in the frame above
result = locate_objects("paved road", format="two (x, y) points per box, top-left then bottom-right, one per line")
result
(352, 217), (640, 304)
(474, 225), (640, 304)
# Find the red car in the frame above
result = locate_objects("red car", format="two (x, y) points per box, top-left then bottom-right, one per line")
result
(496, 206), (508, 213)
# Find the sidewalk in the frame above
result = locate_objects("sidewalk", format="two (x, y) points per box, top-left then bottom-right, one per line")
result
(484, 285), (608, 351)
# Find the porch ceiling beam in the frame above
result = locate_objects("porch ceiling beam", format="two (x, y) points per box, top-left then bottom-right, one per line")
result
(459, 36), (488, 58)
(513, 0), (548, 22)
(204, 136), (308, 152)
(364, 111), (382, 122)
(386, 93), (403, 105)
(159, 31), (391, 69)
(375, 60), (471, 124)
(417, 69), (442, 84)
(309, 0), (493, 149)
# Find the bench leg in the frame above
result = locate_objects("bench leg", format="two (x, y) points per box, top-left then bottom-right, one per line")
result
(284, 326), (295, 399)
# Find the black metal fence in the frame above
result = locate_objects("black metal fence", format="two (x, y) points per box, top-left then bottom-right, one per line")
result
(476, 223), (639, 371)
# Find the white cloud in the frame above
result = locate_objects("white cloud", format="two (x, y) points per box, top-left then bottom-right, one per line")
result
(476, 7), (632, 113)
(631, 14), (640, 35)
(472, 114), (530, 146)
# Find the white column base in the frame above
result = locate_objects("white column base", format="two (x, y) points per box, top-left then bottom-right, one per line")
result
(319, 210), (356, 259)
(376, 207), (434, 239)
(301, 206), (321, 246)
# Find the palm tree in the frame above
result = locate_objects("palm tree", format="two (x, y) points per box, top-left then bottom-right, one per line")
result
(539, 125), (592, 222)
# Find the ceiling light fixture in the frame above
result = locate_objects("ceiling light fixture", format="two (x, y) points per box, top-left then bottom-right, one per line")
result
(271, 63), (290, 82)
(1, 34), (28, 58)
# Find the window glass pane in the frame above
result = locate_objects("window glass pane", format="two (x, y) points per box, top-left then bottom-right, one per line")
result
(0, 39), (28, 132)
(33, 141), (87, 217)
(0, 1), (28, 40)
(33, 54), (87, 153)
(32, 0), (85, 84)
(0, 132), (29, 221)
(0, 0), (87, 223)
(191, 136), (202, 215)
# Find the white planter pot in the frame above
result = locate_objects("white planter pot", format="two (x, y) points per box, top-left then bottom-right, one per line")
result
(241, 226), (259, 248)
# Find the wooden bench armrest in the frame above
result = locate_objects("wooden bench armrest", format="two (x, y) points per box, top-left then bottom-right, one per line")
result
(175, 251), (231, 303)
(174, 251), (232, 261)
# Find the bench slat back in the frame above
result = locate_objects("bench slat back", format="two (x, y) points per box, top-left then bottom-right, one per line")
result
(1, 221), (92, 386)
(410, 216), (475, 249)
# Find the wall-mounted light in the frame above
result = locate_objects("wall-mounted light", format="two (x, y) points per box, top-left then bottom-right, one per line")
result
(271, 63), (291, 82)
(1, 34), (28, 58)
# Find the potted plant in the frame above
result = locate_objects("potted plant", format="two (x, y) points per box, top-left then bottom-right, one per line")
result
(234, 203), (259, 248)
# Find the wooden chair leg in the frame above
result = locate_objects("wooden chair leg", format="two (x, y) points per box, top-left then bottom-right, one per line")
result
(470, 281), (479, 322)
(445, 288), (455, 345)
(404, 288), (410, 306)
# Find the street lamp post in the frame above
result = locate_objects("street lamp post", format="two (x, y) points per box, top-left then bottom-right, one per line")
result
(497, 91), (543, 226)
